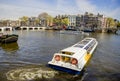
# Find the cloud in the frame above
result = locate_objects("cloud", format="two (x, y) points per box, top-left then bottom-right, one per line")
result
(75, 0), (120, 20)
(111, 0), (117, 2)
(0, 4), (40, 20)
(0, 0), (58, 20)
(56, 0), (81, 15)
(0, 0), (120, 20)
(75, 0), (97, 13)
(103, 7), (120, 19)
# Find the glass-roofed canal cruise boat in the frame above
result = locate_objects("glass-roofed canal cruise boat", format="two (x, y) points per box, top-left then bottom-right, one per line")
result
(48, 38), (98, 75)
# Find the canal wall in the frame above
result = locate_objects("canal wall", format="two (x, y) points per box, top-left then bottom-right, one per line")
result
(94, 28), (118, 33)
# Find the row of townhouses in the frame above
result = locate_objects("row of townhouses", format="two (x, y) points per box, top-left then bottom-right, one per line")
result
(56, 12), (106, 28)
(0, 12), (118, 28)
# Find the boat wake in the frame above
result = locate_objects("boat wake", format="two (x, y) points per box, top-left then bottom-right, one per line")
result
(6, 68), (58, 81)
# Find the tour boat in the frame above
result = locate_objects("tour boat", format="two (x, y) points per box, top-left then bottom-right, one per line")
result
(48, 37), (98, 74)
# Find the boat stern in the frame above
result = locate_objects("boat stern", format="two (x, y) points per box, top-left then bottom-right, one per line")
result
(48, 62), (81, 75)
(48, 53), (82, 75)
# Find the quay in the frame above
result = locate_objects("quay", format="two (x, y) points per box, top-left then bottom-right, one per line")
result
(101, 27), (117, 33)
(94, 27), (118, 33)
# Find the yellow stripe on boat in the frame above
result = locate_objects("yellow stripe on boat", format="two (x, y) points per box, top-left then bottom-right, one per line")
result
(84, 53), (91, 62)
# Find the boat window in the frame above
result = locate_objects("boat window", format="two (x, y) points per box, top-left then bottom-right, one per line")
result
(84, 40), (96, 51)
(61, 56), (71, 62)
(85, 39), (91, 41)
(60, 51), (74, 55)
(80, 40), (89, 45)
(74, 40), (90, 48)
(74, 44), (84, 48)
(84, 46), (89, 50)
(74, 39), (94, 49)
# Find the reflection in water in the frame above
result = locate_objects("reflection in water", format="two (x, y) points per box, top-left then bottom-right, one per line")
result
(0, 42), (19, 52)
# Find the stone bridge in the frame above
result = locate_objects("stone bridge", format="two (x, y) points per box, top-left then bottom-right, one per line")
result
(20, 26), (47, 30)
(0, 27), (13, 32)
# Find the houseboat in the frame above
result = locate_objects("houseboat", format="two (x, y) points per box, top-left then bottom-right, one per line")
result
(48, 37), (98, 74)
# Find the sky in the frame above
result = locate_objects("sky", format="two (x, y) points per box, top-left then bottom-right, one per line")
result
(0, 0), (120, 20)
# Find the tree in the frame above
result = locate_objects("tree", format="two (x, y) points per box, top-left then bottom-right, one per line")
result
(38, 12), (53, 26)
(106, 17), (115, 28)
(53, 18), (60, 26)
(1, 20), (10, 26)
(46, 15), (53, 26)
(117, 22), (120, 28)
(2, 20), (8, 26)
(38, 12), (48, 19)
(61, 18), (69, 26)
(19, 16), (29, 26)
(35, 18), (40, 26)
(53, 17), (69, 27)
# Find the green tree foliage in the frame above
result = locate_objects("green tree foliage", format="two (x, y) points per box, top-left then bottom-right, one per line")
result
(106, 17), (115, 28)
(53, 18), (60, 26)
(46, 15), (53, 26)
(53, 18), (69, 26)
(117, 22), (120, 27)
(19, 16), (29, 26)
(2, 20), (8, 26)
(35, 18), (40, 26)
(20, 16), (29, 22)
(61, 18), (69, 26)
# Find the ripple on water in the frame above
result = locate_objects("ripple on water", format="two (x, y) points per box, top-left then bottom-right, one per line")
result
(6, 68), (58, 81)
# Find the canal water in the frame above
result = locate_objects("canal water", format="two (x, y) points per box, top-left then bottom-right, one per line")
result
(0, 30), (120, 81)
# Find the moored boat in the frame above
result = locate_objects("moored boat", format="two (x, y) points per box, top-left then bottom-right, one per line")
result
(116, 30), (120, 35)
(0, 33), (18, 43)
(48, 37), (98, 74)
(60, 30), (82, 35)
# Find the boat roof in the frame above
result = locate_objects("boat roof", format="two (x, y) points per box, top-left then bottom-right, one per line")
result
(60, 46), (86, 59)
(72, 38), (95, 48)
(60, 38), (96, 55)
(61, 46), (85, 54)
